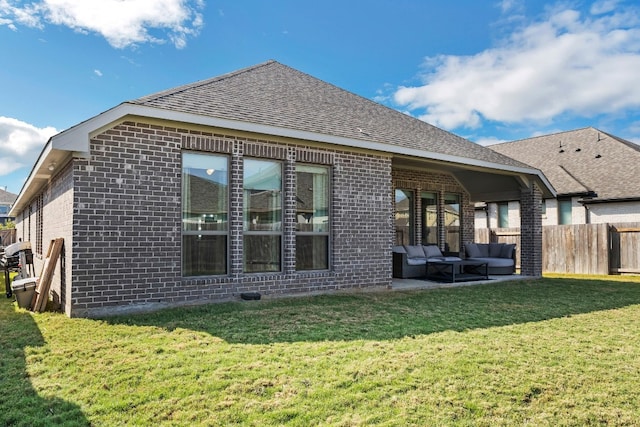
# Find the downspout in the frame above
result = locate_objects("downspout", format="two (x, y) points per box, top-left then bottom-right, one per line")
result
(578, 191), (597, 225)
(485, 204), (489, 229)
(584, 204), (591, 224)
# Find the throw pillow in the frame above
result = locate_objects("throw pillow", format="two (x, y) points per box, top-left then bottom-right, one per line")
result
(404, 245), (426, 259)
(465, 243), (481, 258)
(500, 244), (515, 259)
(489, 243), (503, 257)
(477, 244), (489, 257)
(423, 245), (443, 258)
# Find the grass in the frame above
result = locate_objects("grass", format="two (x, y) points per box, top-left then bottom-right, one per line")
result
(2, 275), (640, 426)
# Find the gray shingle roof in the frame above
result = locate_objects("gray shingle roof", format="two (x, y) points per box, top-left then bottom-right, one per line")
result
(0, 188), (17, 205)
(130, 60), (528, 170)
(490, 127), (640, 200)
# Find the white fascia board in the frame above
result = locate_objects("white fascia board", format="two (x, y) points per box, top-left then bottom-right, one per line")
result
(9, 141), (53, 216)
(50, 103), (557, 196)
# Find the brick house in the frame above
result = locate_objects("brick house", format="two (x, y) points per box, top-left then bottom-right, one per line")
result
(477, 127), (640, 228)
(10, 61), (553, 317)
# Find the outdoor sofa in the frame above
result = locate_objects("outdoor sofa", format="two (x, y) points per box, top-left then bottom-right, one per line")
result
(392, 242), (517, 278)
(464, 242), (516, 275)
(392, 245), (461, 279)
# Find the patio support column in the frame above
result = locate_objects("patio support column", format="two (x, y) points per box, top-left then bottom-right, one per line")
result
(520, 181), (543, 277)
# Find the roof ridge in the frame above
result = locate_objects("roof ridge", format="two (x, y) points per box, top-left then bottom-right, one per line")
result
(494, 126), (595, 146)
(132, 60), (278, 104)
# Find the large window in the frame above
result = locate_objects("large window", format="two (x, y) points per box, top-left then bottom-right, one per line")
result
(243, 159), (282, 273)
(296, 165), (330, 270)
(182, 152), (229, 276)
(444, 193), (460, 252)
(558, 198), (572, 225)
(421, 192), (438, 245)
(395, 189), (414, 245)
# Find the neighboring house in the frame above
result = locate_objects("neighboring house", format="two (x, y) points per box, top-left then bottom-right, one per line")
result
(0, 187), (17, 226)
(478, 127), (640, 228)
(10, 61), (553, 318)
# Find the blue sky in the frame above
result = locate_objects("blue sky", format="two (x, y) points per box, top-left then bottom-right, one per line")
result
(1, 0), (640, 195)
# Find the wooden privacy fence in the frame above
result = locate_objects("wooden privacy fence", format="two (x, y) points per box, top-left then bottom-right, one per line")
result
(475, 222), (640, 275)
(610, 224), (640, 275)
(0, 229), (17, 247)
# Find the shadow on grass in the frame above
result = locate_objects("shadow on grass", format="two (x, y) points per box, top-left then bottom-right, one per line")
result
(106, 277), (640, 345)
(0, 298), (89, 427)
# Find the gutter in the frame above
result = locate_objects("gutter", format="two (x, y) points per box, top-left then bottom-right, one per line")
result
(580, 196), (640, 205)
(10, 103), (556, 215)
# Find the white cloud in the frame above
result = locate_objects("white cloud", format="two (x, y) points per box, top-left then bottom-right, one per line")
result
(590, 0), (620, 15)
(94, 69), (103, 77)
(394, 2), (640, 130)
(498, 0), (524, 14)
(0, 117), (58, 176)
(472, 136), (508, 146)
(0, 0), (204, 49)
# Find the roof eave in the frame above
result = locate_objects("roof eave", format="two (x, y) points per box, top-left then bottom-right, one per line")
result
(125, 104), (556, 195)
(10, 103), (556, 215)
(581, 196), (640, 205)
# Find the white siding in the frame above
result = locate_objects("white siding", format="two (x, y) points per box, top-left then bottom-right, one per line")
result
(477, 197), (640, 227)
(588, 202), (640, 223)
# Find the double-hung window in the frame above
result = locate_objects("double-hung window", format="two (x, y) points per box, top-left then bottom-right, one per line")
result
(444, 193), (460, 252)
(295, 164), (330, 270)
(181, 152), (229, 276)
(395, 189), (414, 245)
(421, 191), (438, 245)
(243, 159), (283, 273)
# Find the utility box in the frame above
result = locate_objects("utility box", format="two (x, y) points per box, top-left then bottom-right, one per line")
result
(11, 278), (37, 309)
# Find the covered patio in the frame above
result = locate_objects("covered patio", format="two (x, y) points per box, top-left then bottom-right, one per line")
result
(391, 152), (554, 278)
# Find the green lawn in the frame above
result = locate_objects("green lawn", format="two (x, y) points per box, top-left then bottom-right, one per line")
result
(2, 276), (640, 426)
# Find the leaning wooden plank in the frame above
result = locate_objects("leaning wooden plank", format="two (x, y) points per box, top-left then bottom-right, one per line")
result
(30, 239), (55, 310)
(32, 238), (64, 312)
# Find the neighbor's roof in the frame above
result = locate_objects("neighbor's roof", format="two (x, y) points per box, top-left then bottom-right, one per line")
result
(490, 127), (640, 201)
(131, 60), (530, 170)
(0, 188), (17, 205)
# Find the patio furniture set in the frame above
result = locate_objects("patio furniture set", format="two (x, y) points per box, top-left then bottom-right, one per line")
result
(392, 243), (516, 283)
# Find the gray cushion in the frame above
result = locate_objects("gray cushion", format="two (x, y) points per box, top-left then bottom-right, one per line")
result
(404, 245), (426, 259)
(465, 243), (481, 258)
(438, 256), (462, 261)
(423, 245), (443, 258)
(488, 243), (503, 257)
(477, 244), (489, 257)
(392, 245), (407, 254)
(470, 257), (514, 268)
(500, 244), (515, 259)
(406, 257), (427, 266)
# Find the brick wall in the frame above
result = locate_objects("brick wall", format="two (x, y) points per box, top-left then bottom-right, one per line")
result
(12, 162), (74, 314)
(520, 182), (543, 276)
(64, 120), (393, 317)
(43, 163), (74, 314)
